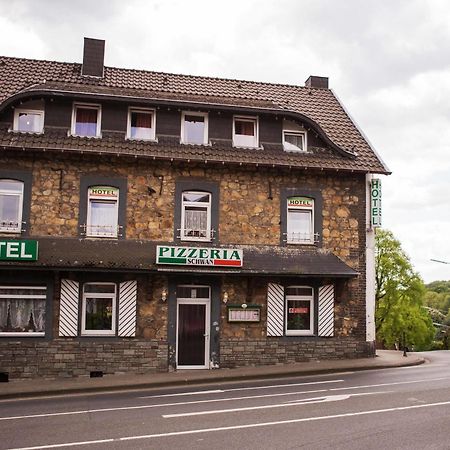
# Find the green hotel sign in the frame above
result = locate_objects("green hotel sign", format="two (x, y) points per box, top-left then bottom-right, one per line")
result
(156, 245), (243, 267)
(0, 240), (39, 261)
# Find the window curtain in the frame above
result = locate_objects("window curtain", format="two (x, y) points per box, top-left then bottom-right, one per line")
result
(75, 108), (98, 136)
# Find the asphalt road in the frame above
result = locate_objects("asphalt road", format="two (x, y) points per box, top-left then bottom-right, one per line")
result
(1, 351), (450, 450)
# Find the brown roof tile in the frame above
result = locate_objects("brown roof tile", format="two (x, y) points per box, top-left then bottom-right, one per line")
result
(0, 56), (389, 173)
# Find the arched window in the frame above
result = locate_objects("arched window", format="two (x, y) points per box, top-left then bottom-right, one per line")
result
(286, 196), (314, 244)
(0, 179), (24, 233)
(181, 191), (212, 241)
(86, 186), (119, 237)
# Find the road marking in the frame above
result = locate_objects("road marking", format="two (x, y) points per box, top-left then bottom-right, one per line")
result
(0, 388), (329, 421)
(139, 379), (344, 398)
(162, 392), (382, 418)
(141, 389), (223, 398)
(8, 400), (450, 450)
(329, 376), (448, 391)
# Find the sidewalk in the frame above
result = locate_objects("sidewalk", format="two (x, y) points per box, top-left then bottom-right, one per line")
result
(0, 350), (425, 400)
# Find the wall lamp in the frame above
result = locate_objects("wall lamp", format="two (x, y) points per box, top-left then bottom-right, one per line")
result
(222, 291), (228, 304)
(161, 289), (167, 302)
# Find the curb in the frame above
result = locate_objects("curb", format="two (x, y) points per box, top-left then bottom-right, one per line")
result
(0, 356), (425, 401)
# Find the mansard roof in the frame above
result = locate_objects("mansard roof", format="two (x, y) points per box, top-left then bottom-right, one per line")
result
(0, 55), (389, 174)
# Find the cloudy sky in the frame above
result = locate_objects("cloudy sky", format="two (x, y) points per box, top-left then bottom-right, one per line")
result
(1, 0), (449, 282)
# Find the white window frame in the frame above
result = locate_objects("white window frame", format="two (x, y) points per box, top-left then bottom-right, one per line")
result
(81, 282), (117, 336)
(0, 179), (24, 233)
(181, 191), (212, 242)
(71, 103), (102, 138)
(180, 111), (209, 145)
(283, 130), (307, 152)
(0, 285), (47, 337)
(285, 286), (314, 336)
(286, 197), (314, 244)
(13, 108), (45, 134)
(233, 115), (259, 148)
(126, 107), (156, 141)
(86, 186), (119, 238)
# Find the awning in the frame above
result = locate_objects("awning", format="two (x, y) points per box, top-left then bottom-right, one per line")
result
(0, 238), (358, 278)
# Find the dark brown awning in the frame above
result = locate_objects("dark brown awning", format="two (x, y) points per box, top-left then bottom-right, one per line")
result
(0, 238), (358, 278)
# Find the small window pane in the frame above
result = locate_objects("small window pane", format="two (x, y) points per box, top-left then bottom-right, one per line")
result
(0, 195), (21, 225)
(235, 120), (255, 136)
(286, 299), (311, 331)
(75, 108), (98, 136)
(177, 286), (210, 299)
(183, 115), (205, 144)
(130, 111), (153, 140)
(84, 283), (116, 294)
(0, 180), (23, 192)
(285, 287), (313, 296)
(183, 192), (210, 203)
(84, 297), (113, 331)
(17, 112), (42, 132)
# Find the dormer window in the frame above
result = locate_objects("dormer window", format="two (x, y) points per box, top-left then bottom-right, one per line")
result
(233, 116), (258, 148)
(13, 109), (44, 133)
(127, 108), (156, 141)
(71, 103), (101, 137)
(283, 131), (307, 152)
(283, 120), (307, 152)
(181, 112), (208, 145)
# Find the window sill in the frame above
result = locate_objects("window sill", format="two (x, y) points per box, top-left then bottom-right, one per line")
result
(179, 141), (211, 147)
(126, 136), (158, 143)
(69, 132), (102, 139)
(232, 144), (262, 150)
(0, 229), (22, 234)
(0, 332), (45, 337)
(8, 129), (44, 135)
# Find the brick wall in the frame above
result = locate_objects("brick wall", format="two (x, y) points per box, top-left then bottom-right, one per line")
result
(0, 339), (168, 379)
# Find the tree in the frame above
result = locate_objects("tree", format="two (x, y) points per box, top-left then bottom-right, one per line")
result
(375, 229), (434, 350)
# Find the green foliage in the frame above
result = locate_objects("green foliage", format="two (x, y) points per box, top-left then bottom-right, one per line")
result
(375, 229), (435, 350)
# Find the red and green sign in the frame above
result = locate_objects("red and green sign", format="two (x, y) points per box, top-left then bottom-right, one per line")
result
(156, 245), (243, 267)
(287, 197), (313, 209)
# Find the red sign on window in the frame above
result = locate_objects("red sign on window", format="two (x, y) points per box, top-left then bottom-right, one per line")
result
(288, 307), (309, 314)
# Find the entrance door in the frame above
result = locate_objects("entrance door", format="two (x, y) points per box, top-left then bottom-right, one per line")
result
(176, 285), (210, 369)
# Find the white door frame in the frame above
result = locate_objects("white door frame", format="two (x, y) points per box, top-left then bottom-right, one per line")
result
(176, 286), (211, 369)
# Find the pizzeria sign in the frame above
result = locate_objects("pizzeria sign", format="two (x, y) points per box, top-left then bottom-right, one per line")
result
(157, 245), (243, 267)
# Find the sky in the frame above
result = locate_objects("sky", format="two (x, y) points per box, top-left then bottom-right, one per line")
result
(0, 0), (449, 283)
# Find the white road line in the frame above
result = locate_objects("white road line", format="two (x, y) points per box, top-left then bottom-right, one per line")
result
(329, 376), (449, 391)
(162, 392), (382, 418)
(8, 400), (450, 450)
(0, 388), (329, 421)
(3, 377), (447, 422)
(139, 379), (344, 398)
(140, 389), (223, 398)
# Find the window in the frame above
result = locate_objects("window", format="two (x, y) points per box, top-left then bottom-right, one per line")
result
(181, 112), (208, 145)
(0, 285), (46, 336)
(181, 191), (212, 241)
(286, 197), (314, 244)
(13, 109), (44, 133)
(0, 180), (24, 233)
(81, 283), (116, 336)
(285, 286), (314, 336)
(233, 116), (258, 148)
(283, 130), (307, 152)
(86, 186), (119, 238)
(127, 108), (156, 141)
(71, 103), (101, 137)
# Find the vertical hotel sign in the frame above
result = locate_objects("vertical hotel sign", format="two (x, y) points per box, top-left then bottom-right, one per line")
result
(371, 179), (382, 227)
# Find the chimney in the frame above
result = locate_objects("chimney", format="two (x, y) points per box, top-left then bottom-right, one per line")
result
(305, 76), (329, 89)
(82, 37), (105, 77)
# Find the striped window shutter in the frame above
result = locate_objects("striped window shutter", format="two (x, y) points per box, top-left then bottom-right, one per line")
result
(267, 283), (284, 337)
(118, 280), (137, 337)
(59, 279), (80, 337)
(318, 284), (335, 337)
